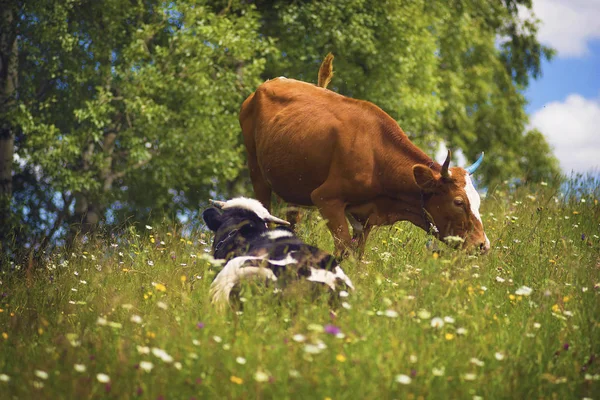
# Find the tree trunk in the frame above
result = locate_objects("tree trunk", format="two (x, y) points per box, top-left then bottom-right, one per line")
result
(0, 6), (18, 252)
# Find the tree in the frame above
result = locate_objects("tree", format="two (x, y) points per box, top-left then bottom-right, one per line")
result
(7, 0), (273, 255)
(0, 3), (19, 253)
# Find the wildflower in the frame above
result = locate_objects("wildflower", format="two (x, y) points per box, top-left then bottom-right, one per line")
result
(145, 225), (153, 230)
(2, 332), (7, 340)
(130, 315), (142, 324)
(32, 381), (44, 389)
(0, 374), (10, 382)
(417, 309), (431, 319)
(174, 362), (182, 370)
(230, 376), (243, 385)
(463, 373), (477, 381)
(495, 352), (505, 361)
(213, 336), (222, 343)
(470, 358), (485, 367)
(147, 260), (155, 266)
(339, 290), (349, 298)
(456, 327), (468, 335)
(97, 373), (110, 383)
(74, 364), (86, 372)
(445, 333), (455, 341)
(384, 309), (399, 318)
(180, 275), (187, 283)
(324, 325), (341, 335)
(431, 317), (444, 329)
(336, 354), (347, 362)
(342, 302), (351, 310)
(197, 322), (205, 329)
(289, 369), (301, 378)
(432, 367), (445, 376)
(157, 301), (167, 310)
(304, 342), (327, 354)
(254, 370), (269, 383)
(235, 356), (247, 365)
(292, 334), (306, 343)
(34, 370), (48, 380)
(395, 374), (412, 384)
(139, 361), (154, 372)
(409, 354), (418, 363)
(443, 316), (455, 324)
(151, 348), (174, 363)
(153, 283), (166, 292)
(533, 322), (541, 329)
(137, 345), (150, 354)
(515, 286), (533, 296)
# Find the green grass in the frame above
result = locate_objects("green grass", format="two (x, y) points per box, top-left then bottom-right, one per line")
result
(1, 179), (599, 399)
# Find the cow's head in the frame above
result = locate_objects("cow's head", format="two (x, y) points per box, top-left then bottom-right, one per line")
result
(202, 197), (290, 259)
(412, 152), (490, 254)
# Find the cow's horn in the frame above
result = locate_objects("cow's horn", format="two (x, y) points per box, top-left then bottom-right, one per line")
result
(264, 215), (291, 225)
(209, 199), (226, 208)
(465, 152), (484, 175)
(441, 150), (451, 179)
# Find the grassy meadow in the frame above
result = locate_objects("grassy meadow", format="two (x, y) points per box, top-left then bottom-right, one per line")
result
(1, 178), (599, 399)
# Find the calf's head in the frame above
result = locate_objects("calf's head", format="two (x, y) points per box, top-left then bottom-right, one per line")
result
(202, 197), (290, 259)
(412, 152), (490, 254)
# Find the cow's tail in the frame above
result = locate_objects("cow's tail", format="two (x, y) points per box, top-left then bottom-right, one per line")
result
(209, 256), (277, 309)
(317, 52), (334, 89)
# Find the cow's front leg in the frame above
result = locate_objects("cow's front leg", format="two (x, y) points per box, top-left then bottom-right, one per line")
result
(311, 192), (351, 258)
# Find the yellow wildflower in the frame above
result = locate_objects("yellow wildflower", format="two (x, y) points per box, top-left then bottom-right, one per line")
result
(154, 283), (167, 292)
(336, 354), (347, 363)
(230, 376), (243, 385)
(445, 333), (455, 341)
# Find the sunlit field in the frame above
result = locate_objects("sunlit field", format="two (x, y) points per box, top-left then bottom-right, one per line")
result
(1, 177), (599, 399)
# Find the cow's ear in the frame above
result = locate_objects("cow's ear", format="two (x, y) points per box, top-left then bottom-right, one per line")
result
(202, 208), (223, 231)
(413, 165), (441, 193)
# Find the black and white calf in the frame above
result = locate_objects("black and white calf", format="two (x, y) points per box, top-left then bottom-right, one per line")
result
(202, 197), (354, 308)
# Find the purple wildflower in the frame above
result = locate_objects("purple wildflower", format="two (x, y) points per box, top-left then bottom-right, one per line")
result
(324, 324), (341, 335)
(563, 343), (570, 351)
(197, 322), (205, 329)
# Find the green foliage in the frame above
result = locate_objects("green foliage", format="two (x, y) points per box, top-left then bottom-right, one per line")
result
(0, 179), (598, 398)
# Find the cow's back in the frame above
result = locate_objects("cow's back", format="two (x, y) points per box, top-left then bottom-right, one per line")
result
(240, 78), (384, 206)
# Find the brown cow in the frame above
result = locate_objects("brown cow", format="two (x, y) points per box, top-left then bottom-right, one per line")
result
(240, 54), (490, 257)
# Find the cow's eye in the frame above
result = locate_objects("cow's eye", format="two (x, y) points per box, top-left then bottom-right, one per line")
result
(453, 198), (464, 206)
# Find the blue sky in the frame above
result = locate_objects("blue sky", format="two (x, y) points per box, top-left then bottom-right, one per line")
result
(522, 0), (600, 175)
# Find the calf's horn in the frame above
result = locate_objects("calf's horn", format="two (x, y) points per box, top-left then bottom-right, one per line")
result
(441, 150), (451, 179)
(264, 215), (291, 225)
(209, 199), (226, 208)
(465, 152), (484, 175)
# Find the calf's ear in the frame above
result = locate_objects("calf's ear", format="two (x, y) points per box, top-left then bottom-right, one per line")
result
(202, 208), (223, 231)
(413, 165), (441, 193)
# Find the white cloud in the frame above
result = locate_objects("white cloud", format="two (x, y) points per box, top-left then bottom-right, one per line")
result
(527, 0), (600, 57)
(529, 94), (600, 174)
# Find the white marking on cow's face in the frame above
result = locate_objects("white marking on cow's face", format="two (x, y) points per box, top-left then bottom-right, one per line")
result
(262, 230), (295, 240)
(219, 197), (272, 220)
(464, 174), (490, 247)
